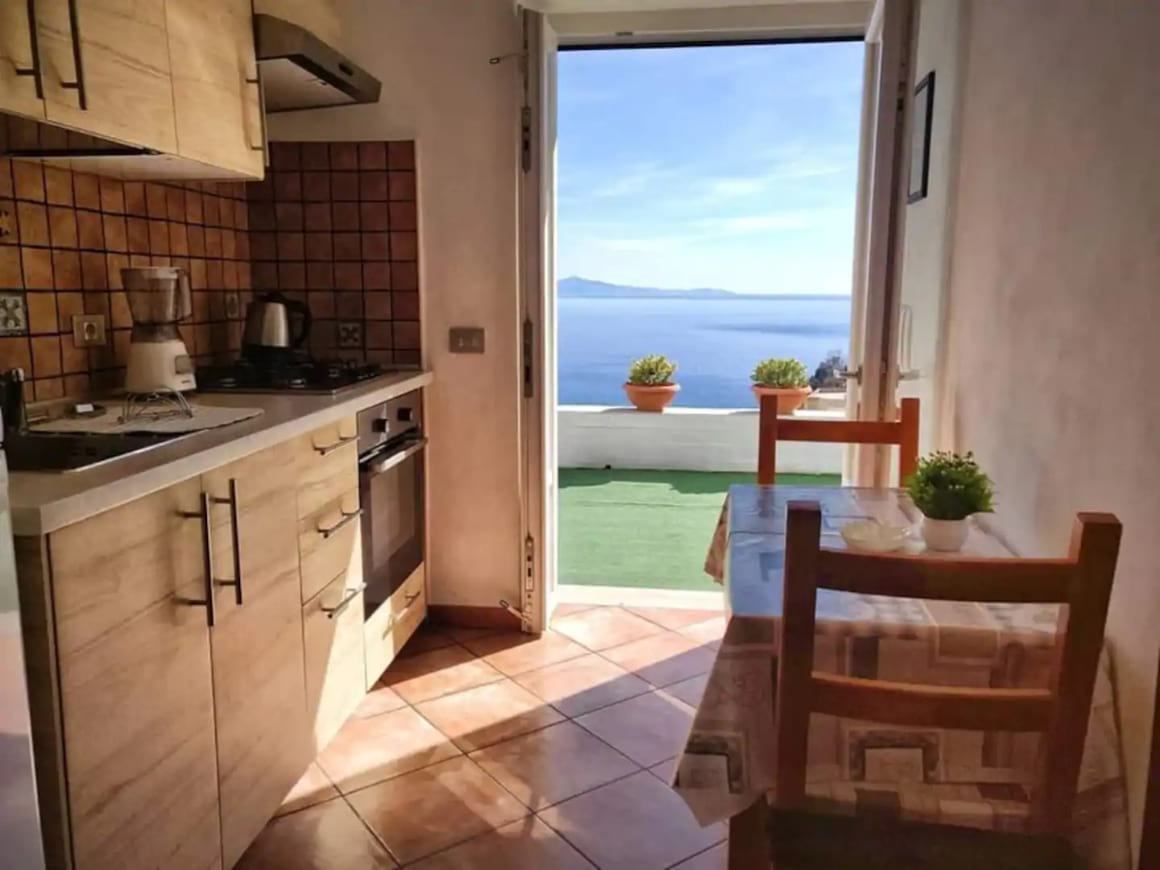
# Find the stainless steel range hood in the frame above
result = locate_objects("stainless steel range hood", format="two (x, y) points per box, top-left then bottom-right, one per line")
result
(254, 14), (382, 113)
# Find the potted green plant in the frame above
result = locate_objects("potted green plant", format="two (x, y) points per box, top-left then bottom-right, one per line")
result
(624, 355), (679, 412)
(905, 451), (996, 552)
(751, 357), (812, 413)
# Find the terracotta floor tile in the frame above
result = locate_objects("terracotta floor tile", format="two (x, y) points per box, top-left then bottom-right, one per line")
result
(459, 630), (589, 676)
(236, 796), (396, 869)
(469, 720), (638, 810)
(350, 682), (407, 719)
(553, 602), (600, 619)
(672, 842), (727, 870)
(416, 679), (565, 752)
(409, 817), (594, 870)
(677, 616), (728, 649)
(346, 756), (528, 865)
(381, 643), (503, 704)
(664, 672), (710, 709)
(512, 653), (652, 718)
(316, 706), (460, 793)
(625, 606), (724, 631)
(537, 770), (724, 870)
(575, 690), (694, 767)
(275, 763), (339, 817)
(648, 756), (679, 785)
(600, 632), (716, 688)
(398, 622), (458, 658)
(552, 607), (664, 651)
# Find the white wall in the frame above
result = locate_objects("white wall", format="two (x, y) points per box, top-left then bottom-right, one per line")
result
(559, 406), (844, 474)
(937, 1), (1160, 858)
(270, 0), (526, 609)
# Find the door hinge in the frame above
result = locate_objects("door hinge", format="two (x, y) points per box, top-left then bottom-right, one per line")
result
(521, 106), (532, 173)
(522, 317), (534, 398)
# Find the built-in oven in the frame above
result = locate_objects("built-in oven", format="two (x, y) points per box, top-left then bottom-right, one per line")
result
(357, 390), (425, 622)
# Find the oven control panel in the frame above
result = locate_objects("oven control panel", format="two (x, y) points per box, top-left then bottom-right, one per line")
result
(357, 390), (423, 457)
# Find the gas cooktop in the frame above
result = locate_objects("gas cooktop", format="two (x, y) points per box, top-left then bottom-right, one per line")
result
(196, 358), (392, 395)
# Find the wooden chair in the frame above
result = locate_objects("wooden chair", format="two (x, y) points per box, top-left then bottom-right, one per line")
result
(744, 501), (1121, 869)
(756, 396), (920, 486)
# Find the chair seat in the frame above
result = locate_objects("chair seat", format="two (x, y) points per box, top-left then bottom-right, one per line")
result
(767, 807), (1083, 869)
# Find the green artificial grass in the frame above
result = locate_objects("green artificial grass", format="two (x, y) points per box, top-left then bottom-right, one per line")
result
(558, 468), (841, 592)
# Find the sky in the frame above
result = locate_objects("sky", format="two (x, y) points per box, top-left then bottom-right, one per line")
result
(558, 41), (864, 296)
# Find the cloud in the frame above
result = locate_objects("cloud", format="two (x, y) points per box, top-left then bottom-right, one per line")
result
(590, 162), (678, 199)
(694, 208), (849, 235)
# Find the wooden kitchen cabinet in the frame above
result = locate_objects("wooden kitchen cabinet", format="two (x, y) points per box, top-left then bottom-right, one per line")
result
(203, 441), (312, 869)
(303, 564), (366, 751)
(46, 478), (223, 870)
(35, 0), (180, 155)
(0, 2), (47, 120)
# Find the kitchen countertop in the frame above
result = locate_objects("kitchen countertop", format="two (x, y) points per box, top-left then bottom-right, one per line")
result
(9, 369), (433, 536)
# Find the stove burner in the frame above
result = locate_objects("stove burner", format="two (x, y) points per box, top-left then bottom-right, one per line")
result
(196, 356), (392, 395)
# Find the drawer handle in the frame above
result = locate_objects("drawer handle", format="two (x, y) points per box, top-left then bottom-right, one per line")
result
(383, 591), (422, 636)
(318, 508), (362, 539)
(322, 583), (366, 619)
(314, 433), (358, 456)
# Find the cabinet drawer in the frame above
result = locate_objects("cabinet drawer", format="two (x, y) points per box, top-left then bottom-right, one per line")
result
(363, 564), (426, 689)
(295, 417), (359, 519)
(298, 489), (362, 603)
(303, 571), (366, 753)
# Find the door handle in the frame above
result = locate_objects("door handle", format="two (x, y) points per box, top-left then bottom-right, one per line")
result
(58, 0), (88, 109)
(182, 494), (217, 627)
(211, 479), (243, 605)
(14, 0), (44, 99)
(244, 66), (268, 166)
(897, 368), (921, 382)
(838, 366), (862, 385)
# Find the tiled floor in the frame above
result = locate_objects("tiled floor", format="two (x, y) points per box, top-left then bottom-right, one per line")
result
(238, 604), (727, 869)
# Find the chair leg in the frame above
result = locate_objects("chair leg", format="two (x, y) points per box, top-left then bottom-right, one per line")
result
(728, 798), (770, 869)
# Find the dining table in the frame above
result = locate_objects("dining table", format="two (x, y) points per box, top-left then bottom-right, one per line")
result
(669, 484), (1131, 870)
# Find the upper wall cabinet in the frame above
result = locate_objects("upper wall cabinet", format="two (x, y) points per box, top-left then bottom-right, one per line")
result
(0, 2), (48, 119)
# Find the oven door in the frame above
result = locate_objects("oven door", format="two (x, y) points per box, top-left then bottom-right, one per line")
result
(359, 436), (426, 620)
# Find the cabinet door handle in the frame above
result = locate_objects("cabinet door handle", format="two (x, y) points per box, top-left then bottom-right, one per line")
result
(183, 493), (217, 627)
(14, 0), (44, 99)
(317, 507), (362, 539)
(322, 583), (366, 619)
(211, 479), (244, 605)
(58, 0), (88, 109)
(244, 68), (268, 165)
(314, 433), (358, 456)
(383, 590), (422, 635)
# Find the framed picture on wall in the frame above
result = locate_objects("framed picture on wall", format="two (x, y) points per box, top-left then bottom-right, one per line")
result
(908, 71), (936, 204)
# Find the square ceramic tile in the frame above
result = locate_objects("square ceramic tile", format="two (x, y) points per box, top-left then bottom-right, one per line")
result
(469, 721), (638, 810)
(552, 602), (600, 619)
(408, 817), (594, 870)
(236, 796), (396, 869)
(551, 607), (664, 651)
(416, 679), (565, 752)
(316, 705), (460, 793)
(575, 691), (694, 767)
(677, 616), (728, 649)
(625, 607), (724, 631)
(648, 756), (680, 785)
(459, 630), (589, 676)
(350, 682), (407, 719)
(538, 770), (724, 870)
(275, 763), (339, 817)
(381, 643), (504, 704)
(600, 633), (716, 688)
(512, 653), (652, 718)
(347, 756), (528, 864)
(672, 842), (727, 869)
(398, 622), (457, 657)
(664, 673), (710, 709)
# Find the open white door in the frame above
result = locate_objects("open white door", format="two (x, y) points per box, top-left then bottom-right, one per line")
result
(518, 7), (558, 634)
(843, 0), (913, 485)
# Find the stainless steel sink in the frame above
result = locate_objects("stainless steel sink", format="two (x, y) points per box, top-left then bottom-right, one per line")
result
(3, 432), (184, 472)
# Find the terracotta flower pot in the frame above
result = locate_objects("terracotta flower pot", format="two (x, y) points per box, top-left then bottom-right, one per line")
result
(751, 384), (812, 414)
(624, 383), (679, 412)
(921, 516), (970, 552)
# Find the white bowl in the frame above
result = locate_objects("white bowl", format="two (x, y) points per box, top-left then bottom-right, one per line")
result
(839, 520), (910, 553)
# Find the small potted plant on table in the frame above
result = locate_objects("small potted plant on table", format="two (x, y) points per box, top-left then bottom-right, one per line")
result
(905, 451), (996, 552)
(624, 354), (679, 412)
(751, 357), (812, 414)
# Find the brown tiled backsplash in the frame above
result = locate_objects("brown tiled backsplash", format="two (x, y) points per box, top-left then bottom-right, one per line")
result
(247, 140), (420, 366)
(0, 137), (419, 401)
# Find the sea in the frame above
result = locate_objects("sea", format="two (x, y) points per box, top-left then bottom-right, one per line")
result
(557, 295), (851, 409)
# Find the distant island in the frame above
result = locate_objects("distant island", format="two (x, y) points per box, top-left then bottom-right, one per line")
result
(558, 276), (848, 300)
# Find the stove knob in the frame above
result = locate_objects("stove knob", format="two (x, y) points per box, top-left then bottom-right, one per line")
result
(397, 407), (414, 423)
(372, 418), (390, 433)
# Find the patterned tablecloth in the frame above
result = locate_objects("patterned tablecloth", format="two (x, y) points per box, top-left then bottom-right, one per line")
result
(672, 485), (1131, 870)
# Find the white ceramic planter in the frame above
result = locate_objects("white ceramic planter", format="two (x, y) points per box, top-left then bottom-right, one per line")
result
(921, 516), (970, 552)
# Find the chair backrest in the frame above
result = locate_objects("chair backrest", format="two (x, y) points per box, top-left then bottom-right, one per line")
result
(774, 501), (1121, 836)
(757, 397), (920, 486)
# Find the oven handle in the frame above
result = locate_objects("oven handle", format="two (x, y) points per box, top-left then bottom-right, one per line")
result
(362, 437), (427, 475)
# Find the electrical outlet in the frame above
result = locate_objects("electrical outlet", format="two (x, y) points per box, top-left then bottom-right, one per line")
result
(449, 327), (485, 354)
(72, 314), (107, 347)
(337, 321), (363, 349)
(0, 293), (27, 336)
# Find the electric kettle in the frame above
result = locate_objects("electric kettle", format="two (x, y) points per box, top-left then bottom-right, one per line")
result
(242, 292), (312, 359)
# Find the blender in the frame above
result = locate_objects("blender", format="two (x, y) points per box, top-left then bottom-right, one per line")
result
(122, 266), (197, 393)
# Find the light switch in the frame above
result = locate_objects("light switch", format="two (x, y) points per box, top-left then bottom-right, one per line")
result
(449, 327), (485, 354)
